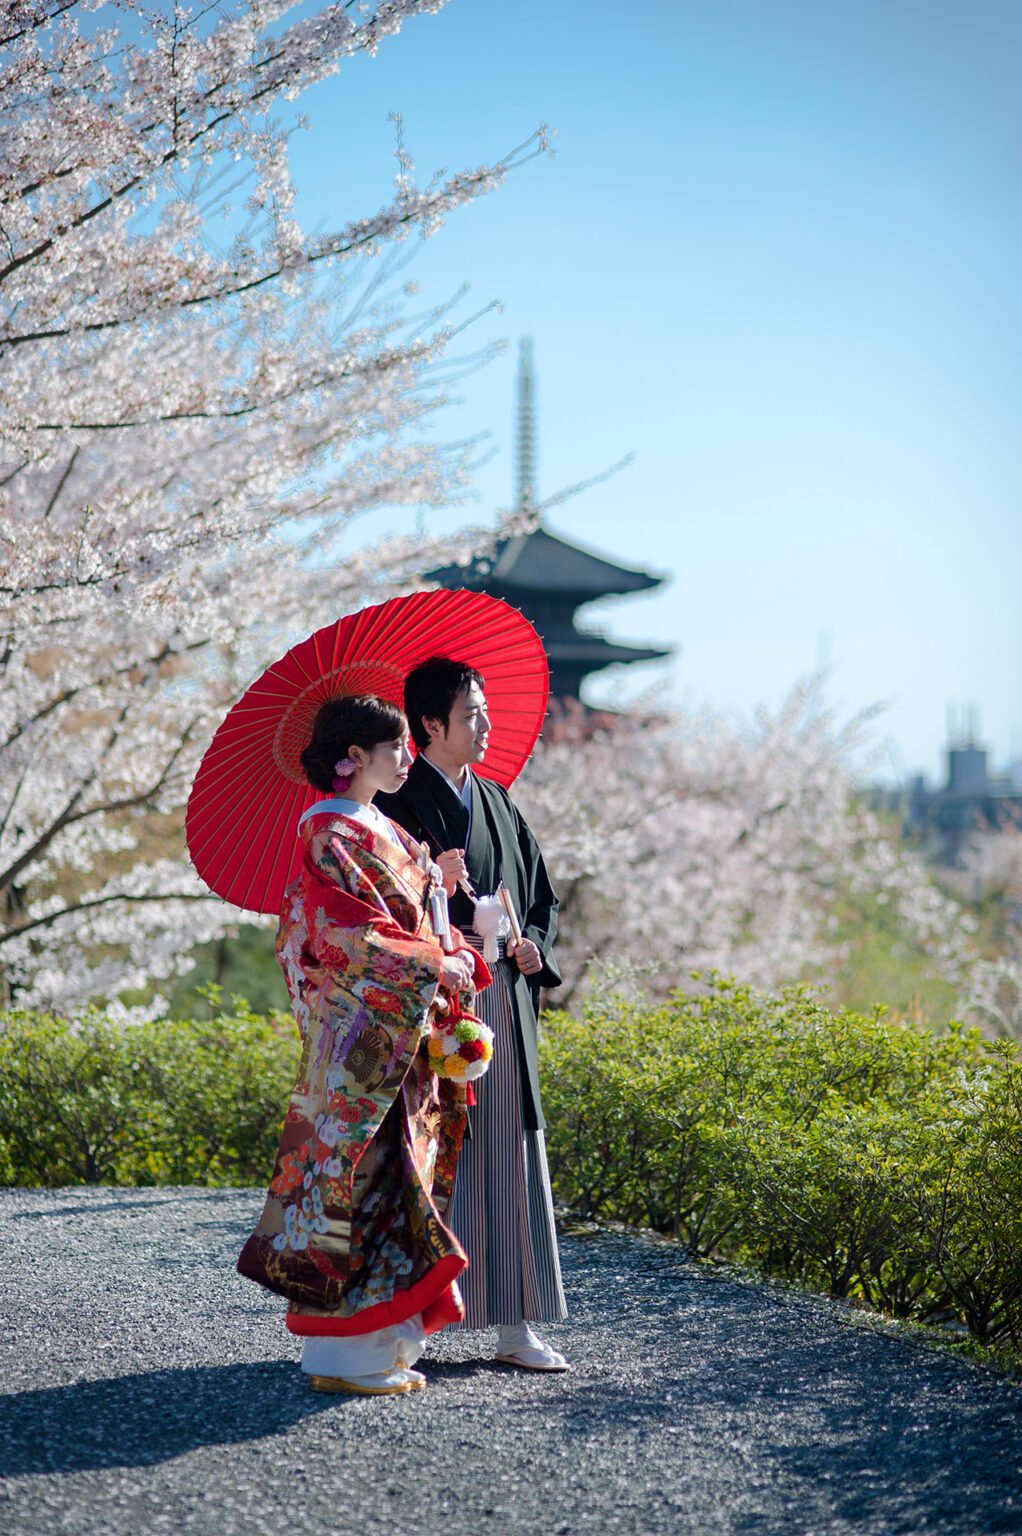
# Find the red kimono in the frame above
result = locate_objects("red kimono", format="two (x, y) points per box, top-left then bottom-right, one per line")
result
(237, 807), (488, 1339)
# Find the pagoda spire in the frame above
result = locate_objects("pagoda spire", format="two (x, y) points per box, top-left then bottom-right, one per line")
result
(427, 335), (672, 702)
(515, 336), (537, 513)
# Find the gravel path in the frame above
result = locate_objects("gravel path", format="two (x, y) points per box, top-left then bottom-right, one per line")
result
(1, 1187), (1020, 1535)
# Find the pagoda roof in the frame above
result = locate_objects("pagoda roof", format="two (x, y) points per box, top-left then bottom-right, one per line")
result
(431, 525), (664, 598)
(544, 635), (672, 666)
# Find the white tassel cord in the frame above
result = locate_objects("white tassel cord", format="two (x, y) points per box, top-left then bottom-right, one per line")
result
(472, 894), (507, 964)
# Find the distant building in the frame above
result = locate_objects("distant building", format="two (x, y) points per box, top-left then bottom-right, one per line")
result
(902, 709), (1022, 864)
(429, 339), (671, 703)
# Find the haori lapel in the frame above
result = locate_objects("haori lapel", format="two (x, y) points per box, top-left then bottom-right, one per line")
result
(466, 772), (495, 889)
(404, 756), (469, 856)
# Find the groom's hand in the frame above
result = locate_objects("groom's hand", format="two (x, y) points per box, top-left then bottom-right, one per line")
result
(509, 937), (543, 977)
(435, 847), (468, 897)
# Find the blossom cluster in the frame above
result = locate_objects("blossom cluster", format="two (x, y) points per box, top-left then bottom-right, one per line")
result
(953, 826), (1022, 1036)
(0, 1), (538, 1011)
(517, 680), (980, 1011)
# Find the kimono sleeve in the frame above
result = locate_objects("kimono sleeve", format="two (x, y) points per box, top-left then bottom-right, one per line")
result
(512, 800), (562, 991)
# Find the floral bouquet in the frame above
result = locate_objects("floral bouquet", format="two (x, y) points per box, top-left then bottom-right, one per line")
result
(427, 999), (494, 1083)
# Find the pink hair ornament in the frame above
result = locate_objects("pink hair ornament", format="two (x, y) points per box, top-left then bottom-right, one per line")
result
(331, 756), (356, 793)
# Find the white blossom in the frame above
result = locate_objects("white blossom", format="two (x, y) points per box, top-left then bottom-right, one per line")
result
(518, 680), (978, 1008)
(0, 0), (543, 1011)
(952, 825), (1022, 1035)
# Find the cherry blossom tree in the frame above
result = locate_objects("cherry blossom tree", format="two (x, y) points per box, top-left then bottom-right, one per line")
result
(516, 680), (978, 1009)
(952, 825), (1022, 1036)
(1, 5), (983, 1025)
(0, 0), (545, 1011)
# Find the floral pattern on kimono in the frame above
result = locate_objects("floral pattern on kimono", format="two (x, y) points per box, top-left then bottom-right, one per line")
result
(237, 811), (489, 1337)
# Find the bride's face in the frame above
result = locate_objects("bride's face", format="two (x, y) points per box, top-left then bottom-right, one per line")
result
(353, 734), (413, 796)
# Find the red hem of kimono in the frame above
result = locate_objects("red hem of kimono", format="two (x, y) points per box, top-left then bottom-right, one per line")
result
(284, 1255), (465, 1338)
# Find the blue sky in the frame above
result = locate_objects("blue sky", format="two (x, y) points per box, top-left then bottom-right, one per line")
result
(285, 0), (1020, 786)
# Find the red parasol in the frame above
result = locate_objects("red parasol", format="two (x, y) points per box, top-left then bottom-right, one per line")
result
(186, 589), (549, 915)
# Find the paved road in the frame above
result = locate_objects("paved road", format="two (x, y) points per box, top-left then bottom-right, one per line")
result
(1, 1188), (1020, 1535)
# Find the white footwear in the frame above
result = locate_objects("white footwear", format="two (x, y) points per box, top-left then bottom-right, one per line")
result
(494, 1323), (570, 1373)
(394, 1314), (426, 1369)
(301, 1321), (425, 1385)
(495, 1345), (569, 1372)
(308, 1367), (416, 1395)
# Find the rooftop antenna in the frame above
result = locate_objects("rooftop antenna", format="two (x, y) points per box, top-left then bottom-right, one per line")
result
(515, 336), (537, 515)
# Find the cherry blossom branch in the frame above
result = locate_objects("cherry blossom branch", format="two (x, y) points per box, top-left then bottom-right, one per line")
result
(0, 889), (215, 947)
(0, 0), (544, 1012)
(0, 138), (546, 348)
(0, 1), (79, 49)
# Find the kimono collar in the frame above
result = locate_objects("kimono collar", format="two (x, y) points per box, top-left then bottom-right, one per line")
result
(418, 753), (474, 839)
(298, 796), (392, 834)
(296, 795), (431, 914)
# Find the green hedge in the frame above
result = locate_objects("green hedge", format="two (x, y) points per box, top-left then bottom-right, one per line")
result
(3, 978), (1021, 1356)
(539, 977), (1022, 1353)
(0, 992), (296, 1186)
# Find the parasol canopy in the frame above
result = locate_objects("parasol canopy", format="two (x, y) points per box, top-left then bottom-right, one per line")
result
(186, 588), (549, 915)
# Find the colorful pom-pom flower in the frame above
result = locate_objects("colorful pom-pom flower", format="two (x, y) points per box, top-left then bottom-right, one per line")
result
(429, 1008), (493, 1083)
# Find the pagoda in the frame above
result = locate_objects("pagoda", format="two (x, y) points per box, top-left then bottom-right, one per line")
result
(429, 340), (671, 702)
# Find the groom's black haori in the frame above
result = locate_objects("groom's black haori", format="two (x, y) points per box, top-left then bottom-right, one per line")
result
(376, 668), (561, 1133)
(376, 656), (568, 1336)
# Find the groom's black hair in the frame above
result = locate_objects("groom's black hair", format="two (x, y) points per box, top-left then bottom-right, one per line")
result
(405, 657), (485, 750)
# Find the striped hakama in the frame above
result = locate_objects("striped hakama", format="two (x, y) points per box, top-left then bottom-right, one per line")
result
(449, 938), (568, 1329)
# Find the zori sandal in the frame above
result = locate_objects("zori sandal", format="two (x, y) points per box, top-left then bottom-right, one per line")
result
(308, 1367), (419, 1395)
(494, 1345), (570, 1372)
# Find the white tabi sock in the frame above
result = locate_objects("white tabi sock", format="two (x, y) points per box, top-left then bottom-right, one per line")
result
(394, 1313), (426, 1368)
(496, 1322), (545, 1354)
(301, 1328), (402, 1377)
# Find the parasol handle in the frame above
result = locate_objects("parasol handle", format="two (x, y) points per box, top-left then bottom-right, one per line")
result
(416, 822), (475, 900)
(496, 881), (523, 946)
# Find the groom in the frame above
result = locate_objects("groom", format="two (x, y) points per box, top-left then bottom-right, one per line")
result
(377, 656), (568, 1370)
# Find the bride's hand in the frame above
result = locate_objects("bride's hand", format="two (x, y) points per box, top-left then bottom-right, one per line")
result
(440, 950), (474, 993)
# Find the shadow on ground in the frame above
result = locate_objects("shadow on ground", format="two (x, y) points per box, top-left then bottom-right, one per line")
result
(0, 1363), (338, 1475)
(553, 1346), (1022, 1534)
(9, 1191), (229, 1223)
(2, 1357), (571, 1478)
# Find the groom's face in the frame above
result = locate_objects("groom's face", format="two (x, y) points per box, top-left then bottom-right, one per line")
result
(429, 680), (490, 768)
